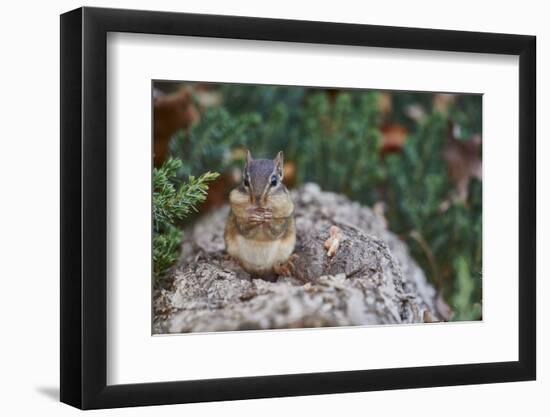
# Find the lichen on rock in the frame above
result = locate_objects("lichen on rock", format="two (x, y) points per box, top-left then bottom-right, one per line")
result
(153, 183), (444, 334)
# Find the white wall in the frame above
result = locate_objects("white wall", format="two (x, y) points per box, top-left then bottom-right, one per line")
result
(0, 0), (546, 415)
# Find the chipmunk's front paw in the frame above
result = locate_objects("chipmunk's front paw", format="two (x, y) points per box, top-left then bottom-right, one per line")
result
(273, 254), (298, 277)
(247, 207), (273, 224)
(262, 209), (273, 222)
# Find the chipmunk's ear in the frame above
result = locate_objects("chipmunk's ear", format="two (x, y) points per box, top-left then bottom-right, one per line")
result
(274, 151), (284, 178)
(245, 150), (253, 168)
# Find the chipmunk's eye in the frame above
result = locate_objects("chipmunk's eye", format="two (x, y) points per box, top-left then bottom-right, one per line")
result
(270, 175), (278, 187)
(243, 178), (250, 187)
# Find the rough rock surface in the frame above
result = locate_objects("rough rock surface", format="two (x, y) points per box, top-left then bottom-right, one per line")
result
(153, 184), (443, 333)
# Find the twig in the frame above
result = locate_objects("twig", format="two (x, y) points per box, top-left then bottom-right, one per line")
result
(409, 230), (441, 290)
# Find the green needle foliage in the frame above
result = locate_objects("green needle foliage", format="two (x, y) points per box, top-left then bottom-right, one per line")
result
(289, 91), (383, 204)
(153, 158), (219, 280)
(385, 113), (482, 321)
(171, 108), (263, 179)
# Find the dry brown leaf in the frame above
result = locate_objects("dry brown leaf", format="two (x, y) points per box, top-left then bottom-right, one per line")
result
(380, 123), (408, 156)
(153, 87), (200, 167)
(442, 122), (482, 203)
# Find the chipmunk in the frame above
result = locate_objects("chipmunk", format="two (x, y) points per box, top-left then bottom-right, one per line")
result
(224, 150), (296, 278)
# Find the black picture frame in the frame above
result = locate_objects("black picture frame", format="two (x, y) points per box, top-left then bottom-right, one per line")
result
(60, 6), (536, 410)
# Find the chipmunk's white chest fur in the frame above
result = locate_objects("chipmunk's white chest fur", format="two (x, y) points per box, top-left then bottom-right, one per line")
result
(229, 233), (295, 274)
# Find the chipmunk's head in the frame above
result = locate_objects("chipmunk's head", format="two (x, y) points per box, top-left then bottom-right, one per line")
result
(241, 150), (285, 206)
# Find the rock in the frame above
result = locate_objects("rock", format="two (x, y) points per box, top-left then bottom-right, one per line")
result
(153, 184), (444, 333)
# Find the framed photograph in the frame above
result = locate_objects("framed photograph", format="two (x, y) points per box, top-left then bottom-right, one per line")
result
(60, 6), (536, 409)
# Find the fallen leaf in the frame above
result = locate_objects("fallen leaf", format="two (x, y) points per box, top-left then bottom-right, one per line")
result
(153, 87), (200, 167)
(442, 122), (482, 203)
(380, 123), (408, 156)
